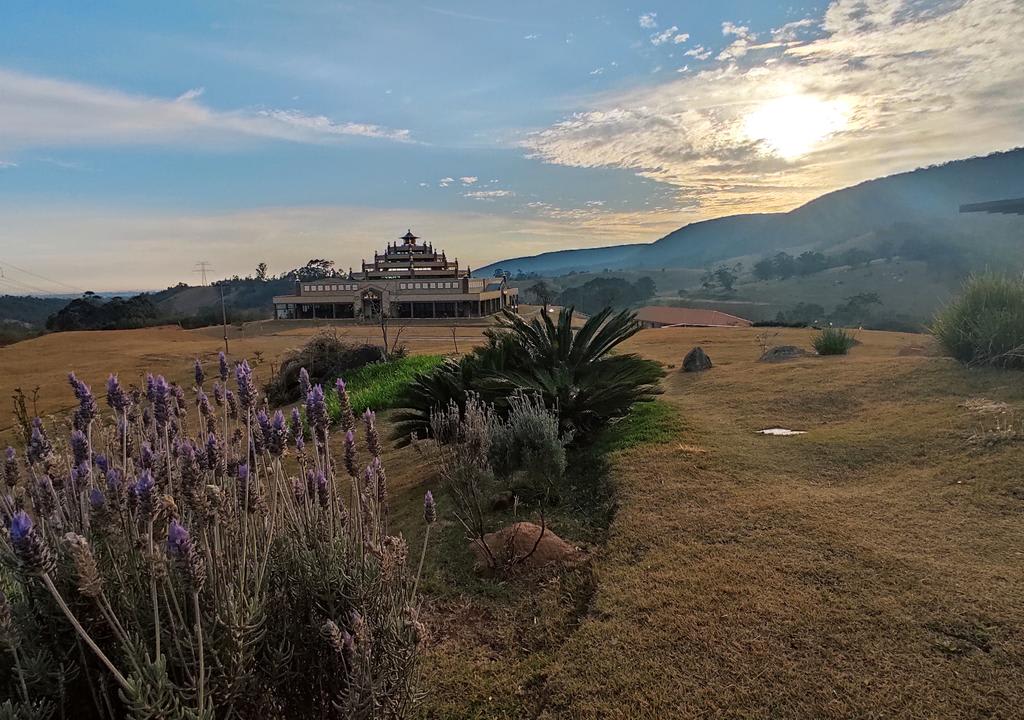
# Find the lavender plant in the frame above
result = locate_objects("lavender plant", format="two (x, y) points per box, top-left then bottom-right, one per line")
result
(0, 361), (432, 719)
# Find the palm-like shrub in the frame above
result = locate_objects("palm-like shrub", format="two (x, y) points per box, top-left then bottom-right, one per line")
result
(0, 359), (430, 719)
(812, 326), (856, 355)
(933, 273), (1024, 368)
(394, 307), (664, 442)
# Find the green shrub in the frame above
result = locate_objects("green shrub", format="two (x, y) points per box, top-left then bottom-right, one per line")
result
(394, 307), (664, 443)
(489, 392), (569, 497)
(812, 327), (856, 355)
(932, 273), (1024, 368)
(325, 354), (444, 420)
(264, 331), (387, 406)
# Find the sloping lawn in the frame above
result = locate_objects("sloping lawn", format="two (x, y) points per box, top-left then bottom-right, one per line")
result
(387, 327), (1024, 718)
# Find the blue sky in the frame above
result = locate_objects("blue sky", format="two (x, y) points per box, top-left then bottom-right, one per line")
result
(0, 0), (1021, 292)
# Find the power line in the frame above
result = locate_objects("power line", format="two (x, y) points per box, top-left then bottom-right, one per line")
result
(0, 272), (61, 297)
(0, 259), (83, 294)
(194, 261), (213, 287)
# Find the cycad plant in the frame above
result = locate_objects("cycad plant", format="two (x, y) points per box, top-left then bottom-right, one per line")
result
(394, 307), (664, 441)
(0, 357), (432, 719)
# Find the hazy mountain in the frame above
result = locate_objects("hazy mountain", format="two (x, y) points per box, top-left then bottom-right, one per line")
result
(478, 148), (1024, 277)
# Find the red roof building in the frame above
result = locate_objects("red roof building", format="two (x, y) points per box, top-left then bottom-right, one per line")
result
(634, 306), (751, 329)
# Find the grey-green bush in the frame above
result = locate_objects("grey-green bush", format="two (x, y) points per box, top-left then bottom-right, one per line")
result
(812, 327), (856, 355)
(489, 392), (570, 497)
(933, 273), (1024, 368)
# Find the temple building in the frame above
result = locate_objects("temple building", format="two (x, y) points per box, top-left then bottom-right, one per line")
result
(272, 230), (518, 320)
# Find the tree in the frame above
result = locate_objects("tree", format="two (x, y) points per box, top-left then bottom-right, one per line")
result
(796, 251), (828, 276)
(753, 258), (775, 280)
(700, 266), (737, 293)
(256, 262), (269, 281)
(832, 292), (882, 325)
(634, 276), (657, 300)
(772, 252), (796, 279)
(841, 248), (874, 268)
(528, 281), (555, 308)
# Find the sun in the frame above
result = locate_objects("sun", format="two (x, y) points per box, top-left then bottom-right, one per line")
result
(742, 94), (850, 160)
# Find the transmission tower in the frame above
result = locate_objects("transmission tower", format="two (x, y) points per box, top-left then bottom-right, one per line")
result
(194, 261), (213, 287)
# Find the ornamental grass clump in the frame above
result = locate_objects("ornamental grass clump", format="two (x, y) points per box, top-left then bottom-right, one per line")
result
(812, 326), (857, 355)
(0, 360), (432, 719)
(933, 272), (1024, 369)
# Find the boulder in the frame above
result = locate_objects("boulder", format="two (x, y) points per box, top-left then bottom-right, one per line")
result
(682, 346), (713, 372)
(470, 522), (578, 575)
(759, 345), (807, 363)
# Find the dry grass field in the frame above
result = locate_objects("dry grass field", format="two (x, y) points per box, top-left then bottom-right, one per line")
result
(405, 327), (1024, 719)
(2, 320), (1023, 718)
(0, 320), (494, 441)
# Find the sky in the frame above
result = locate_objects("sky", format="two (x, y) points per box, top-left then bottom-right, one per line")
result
(0, 0), (1022, 293)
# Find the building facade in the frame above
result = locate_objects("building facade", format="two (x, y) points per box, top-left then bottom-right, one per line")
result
(273, 230), (518, 320)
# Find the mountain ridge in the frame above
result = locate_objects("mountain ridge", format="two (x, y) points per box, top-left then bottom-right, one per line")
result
(477, 148), (1024, 277)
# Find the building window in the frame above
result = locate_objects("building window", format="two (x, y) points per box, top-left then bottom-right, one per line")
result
(415, 282), (422, 289)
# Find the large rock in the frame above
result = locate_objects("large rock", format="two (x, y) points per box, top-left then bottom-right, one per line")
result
(682, 346), (713, 372)
(759, 345), (807, 363)
(470, 522), (578, 575)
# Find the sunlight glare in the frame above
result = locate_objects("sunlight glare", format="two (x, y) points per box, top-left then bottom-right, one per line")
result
(742, 94), (850, 160)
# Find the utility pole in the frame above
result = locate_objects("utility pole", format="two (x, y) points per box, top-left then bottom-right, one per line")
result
(220, 285), (229, 356)
(194, 261), (213, 287)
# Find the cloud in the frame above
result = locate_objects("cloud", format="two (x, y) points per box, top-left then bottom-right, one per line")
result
(525, 0), (1024, 219)
(438, 176), (454, 187)
(684, 45), (712, 60)
(463, 189), (514, 200)
(639, 12), (657, 29)
(590, 67), (605, 75)
(523, 33), (539, 40)
(459, 176), (478, 185)
(0, 68), (413, 153)
(0, 160), (17, 169)
(650, 26), (679, 46)
(673, 33), (691, 44)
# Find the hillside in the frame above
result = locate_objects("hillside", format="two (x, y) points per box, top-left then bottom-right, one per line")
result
(0, 294), (69, 326)
(479, 148), (1024, 277)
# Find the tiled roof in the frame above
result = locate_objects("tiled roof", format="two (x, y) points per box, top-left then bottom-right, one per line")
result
(634, 306), (751, 327)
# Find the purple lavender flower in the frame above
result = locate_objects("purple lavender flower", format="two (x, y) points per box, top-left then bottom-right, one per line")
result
(166, 519), (206, 592)
(197, 389), (213, 420)
(363, 408), (381, 458)
(70, 430), (89, 467)
(106, 468), (123, 495)
(265, 410), (287, 457)
(336, 377), (356, 432)
(206, 433), (225, 478)
(8, 511), (54, 575)
(225, 389), (238, 419)
(298, 367), (311, 399)
(106, 374), (131, 413)
(306, 385), (329, 440)
(93, 453), (109, 475)
(132, 469), (155, 519)
(372, 456), (388, 506)
(423, 490), (437, 525)
(70, 462), (91, 491)
(89, 487), (106, 511)
(179, 440), (201, 491)
(314, 470), (329, 508)
(344, 429), (357, 477)
(218, 351), (229, 382)
(235, 360), (258, 410)
(68, 372), (98, 429)
(27, 418), (53, 465)
(170, 382), (187, 416)
(194, 358), (205, 388)
(289, 408), (305, 451)
(151, 375), (171, 429)
(140, 442), (155, 470)
(212, 382), (225, 407)
(145, 373), (157, 404)
(3, 447), (18, 488)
